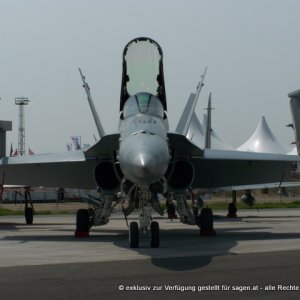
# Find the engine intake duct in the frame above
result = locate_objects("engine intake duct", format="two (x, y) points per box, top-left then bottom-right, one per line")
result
(94, 161), (120, 192)
(167, 160), (194, 191)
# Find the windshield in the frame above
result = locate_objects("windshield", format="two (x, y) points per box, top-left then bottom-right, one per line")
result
(123, 93), (164, 118)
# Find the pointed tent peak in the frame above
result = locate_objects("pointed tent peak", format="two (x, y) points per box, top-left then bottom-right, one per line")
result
(190, 112), (205, 135)
(260, 116), (270, 128)
(257, 116), (277, 142)
(186, 112), (206, 145)
(238, 116), (290, 154)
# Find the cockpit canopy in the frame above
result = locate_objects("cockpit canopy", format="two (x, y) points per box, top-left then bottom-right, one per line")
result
(123, 92), (164, 119)
(120, 37), (167, 112)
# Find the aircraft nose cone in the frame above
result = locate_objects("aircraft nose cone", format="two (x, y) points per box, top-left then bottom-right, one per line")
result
(131, 153), (157, 179)
(119, 134), (170, 184)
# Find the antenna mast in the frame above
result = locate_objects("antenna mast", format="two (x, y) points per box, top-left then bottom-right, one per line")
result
(15, 97), (29, 156)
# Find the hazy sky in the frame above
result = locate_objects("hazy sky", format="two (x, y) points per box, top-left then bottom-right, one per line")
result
(1, 0), (300, 153)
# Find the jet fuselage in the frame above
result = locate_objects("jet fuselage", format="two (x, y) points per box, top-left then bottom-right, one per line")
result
(118, 93), (170, 184)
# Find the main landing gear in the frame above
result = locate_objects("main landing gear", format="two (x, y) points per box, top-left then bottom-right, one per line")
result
(173, 192), (215, 236)
(75, 209), (90, 237)
(74, 194), (116, 238)
(24, 187), (34, 225)
(227, 190), (237, 218)
(199, 207), (215, 236)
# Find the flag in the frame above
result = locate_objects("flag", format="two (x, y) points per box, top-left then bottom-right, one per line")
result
(28, 148), (35, 155)
(10, 143), (13, 156)
(66, 143), (72, 151)
(71, 136), (81, 150)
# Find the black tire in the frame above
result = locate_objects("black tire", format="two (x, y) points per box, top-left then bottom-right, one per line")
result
(129, 222), (139, 248)
(25, 207), (33, 225)
(150, 221), (160, 248)
(200, 208), (213, 231)
(76, 209), (90, 232)
(228, 202), (237, 214)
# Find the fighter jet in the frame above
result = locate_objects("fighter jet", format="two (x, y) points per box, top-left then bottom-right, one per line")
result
(0, 37), (299, 248)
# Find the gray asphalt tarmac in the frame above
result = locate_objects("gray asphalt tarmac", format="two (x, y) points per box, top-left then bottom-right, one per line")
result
(1, 209), (300, 300)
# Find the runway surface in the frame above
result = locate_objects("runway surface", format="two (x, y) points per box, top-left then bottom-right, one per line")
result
(1, 209), (300, 299)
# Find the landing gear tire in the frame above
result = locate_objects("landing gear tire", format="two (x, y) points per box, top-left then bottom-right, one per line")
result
(129, 221), (139, 248)
(227, 202), (237, 218)
(75, 209), (90, 237)
(200, 208), (215, 236)
(150, 221), (160, 248)
(25, 207), (33, 225)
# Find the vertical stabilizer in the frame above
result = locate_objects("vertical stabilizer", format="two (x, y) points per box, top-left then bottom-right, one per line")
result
(175, 67), (207, 136)
(289, 89), (300, 155)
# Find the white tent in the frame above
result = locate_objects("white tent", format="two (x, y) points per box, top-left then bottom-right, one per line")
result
(202, 114), (234, 150)
(237, 116), (290, 154)
(186, 113), (234, 150)
(186, 112), (206, 147)
(287, 146), (297, 155)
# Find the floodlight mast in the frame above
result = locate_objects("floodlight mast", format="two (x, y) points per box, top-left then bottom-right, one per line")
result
(15, 97), (29, 156)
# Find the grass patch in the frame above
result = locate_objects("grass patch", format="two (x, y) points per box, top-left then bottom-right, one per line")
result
(0, 207), (23, 216)
(0, 207), (76, 216)
(1, 201), (300, 217)
(207, 201), (300, 210)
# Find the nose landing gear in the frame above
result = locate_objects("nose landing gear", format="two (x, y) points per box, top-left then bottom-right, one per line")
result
(129, 221), (139, 248)
(128, 220), (160, 248)
(128, 186), (161, 248)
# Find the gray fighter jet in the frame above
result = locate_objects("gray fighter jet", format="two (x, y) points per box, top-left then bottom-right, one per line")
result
(0, 37), (299, 248)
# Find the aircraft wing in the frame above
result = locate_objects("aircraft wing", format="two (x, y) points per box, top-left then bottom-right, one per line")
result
(0, 134), (120, 189)
(191, 148), (299, 189)
(0, 151), (96, 189)
(209, 182), (300, 193)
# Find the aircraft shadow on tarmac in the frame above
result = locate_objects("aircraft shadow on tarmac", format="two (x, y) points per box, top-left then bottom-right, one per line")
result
(0, 222), (19, 230)
(2, 218), (300, 271)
